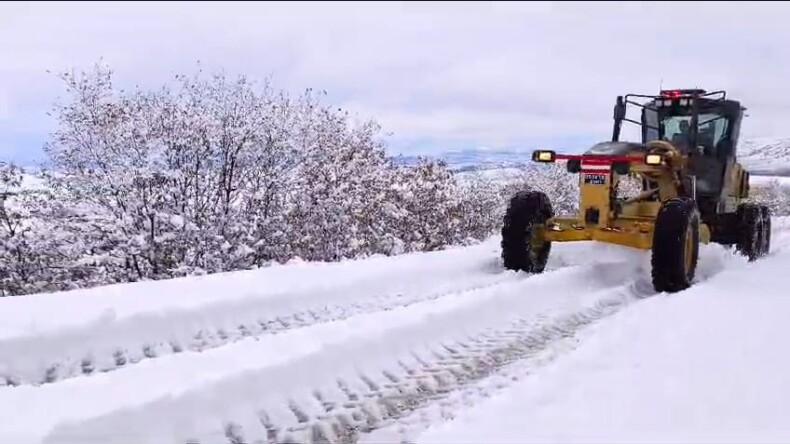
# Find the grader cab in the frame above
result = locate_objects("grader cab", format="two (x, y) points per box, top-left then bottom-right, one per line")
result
(502, 89), (771, 293)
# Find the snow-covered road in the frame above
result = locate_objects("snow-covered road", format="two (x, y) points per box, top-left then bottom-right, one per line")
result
(1, 218), (789, 443)
(416, 219), (790, 444)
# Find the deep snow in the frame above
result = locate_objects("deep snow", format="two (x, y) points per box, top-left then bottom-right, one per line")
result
(416, 218), (790, 444)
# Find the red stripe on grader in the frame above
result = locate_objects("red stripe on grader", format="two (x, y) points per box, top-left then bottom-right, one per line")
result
(554, 154), (645, 164)
(553, 154), (645, 176)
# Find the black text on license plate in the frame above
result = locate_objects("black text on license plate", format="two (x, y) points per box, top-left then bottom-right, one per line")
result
(583, 173), (607, 185)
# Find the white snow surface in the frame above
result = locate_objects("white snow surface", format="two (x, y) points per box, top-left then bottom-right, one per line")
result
(0, 240), (560, 385)
(0, 218), (789, 443)
(417, 218), (790, 444)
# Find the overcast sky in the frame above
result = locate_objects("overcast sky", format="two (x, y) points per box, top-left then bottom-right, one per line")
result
(1, 1), (789, 164)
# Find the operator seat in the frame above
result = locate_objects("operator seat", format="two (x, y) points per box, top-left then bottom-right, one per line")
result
(688, 127), (726, 196)
(671, 120), (692, 153)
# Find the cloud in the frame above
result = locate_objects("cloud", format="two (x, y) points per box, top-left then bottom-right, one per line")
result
(0, 90), (8, 121)
(1, 1), (789, 161)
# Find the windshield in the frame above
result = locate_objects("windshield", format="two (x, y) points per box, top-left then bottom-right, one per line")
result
(662, 113), (729, 148)
(643, 107), (730, 151)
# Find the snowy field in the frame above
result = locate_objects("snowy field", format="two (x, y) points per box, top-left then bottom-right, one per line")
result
(0, 215), (789, 443)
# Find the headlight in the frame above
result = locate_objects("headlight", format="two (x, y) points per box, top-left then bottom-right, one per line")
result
(645, 154), (663, 165)
(532, 150), (556, 163)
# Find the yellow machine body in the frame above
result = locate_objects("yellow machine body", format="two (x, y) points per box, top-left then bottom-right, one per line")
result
(504, 88), (766, 294)
(531, 141), (729, 251)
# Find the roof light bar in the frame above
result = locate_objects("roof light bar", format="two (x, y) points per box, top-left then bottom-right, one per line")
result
(660, 89), (707, 98)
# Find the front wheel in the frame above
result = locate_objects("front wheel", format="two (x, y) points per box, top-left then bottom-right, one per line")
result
(501, 191), (553, 273)
(651, 197), (700, 293)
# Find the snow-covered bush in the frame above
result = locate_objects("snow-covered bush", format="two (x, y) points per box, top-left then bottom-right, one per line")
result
(454, 171), (506, 242)
(0, 98), (585, 296)
(2, 63), (519, 295)
(475, 164), (579, 220)
(1, 165), (71, 294)
(384, 158), (469, 252)
(0, 162), (28, 295)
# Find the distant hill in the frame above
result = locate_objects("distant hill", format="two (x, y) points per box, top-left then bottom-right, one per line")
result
(739, 137), (790, 176)
(13, 138), (790, 193)
(390, 148), (537, 172)
(392, 138), (790, 177)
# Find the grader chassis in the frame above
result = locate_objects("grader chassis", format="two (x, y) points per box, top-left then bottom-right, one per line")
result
(502, 88), (771, 293)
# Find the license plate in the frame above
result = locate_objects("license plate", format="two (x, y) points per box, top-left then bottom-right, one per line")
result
(583, 173), (607, 185)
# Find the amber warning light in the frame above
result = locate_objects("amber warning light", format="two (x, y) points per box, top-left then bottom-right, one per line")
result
(532, 150), (556, 162)
(645, 154), (663, 165)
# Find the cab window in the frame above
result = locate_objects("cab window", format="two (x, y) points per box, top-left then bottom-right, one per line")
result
(660, 113), (730, 153)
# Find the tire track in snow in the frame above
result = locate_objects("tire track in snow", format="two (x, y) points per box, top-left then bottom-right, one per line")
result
(0, 242), (611, 388)
(40, 258), (654, 444)
(0, 273), (515, 387)
(361, 225), (790, 444)
(239, 282), (655, 444)
(42, 235), (760, 444)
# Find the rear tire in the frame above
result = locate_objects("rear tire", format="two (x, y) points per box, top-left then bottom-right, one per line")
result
(760, 205), (771, 257)
(651, 197), (700, 293)
(501, 191), (553, 273)
(736, 203), (763, 261)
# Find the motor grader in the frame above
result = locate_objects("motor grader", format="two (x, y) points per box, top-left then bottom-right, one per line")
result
(501, 89), (771, 293)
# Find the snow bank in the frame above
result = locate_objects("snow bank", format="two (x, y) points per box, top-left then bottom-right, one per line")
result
(0, 235), (652, 386)
(0, 239), (512, 384)
(0, 241), (492, 339)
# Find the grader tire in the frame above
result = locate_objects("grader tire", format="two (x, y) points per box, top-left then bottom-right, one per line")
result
(651, 197), (700, 293)
(501, 191), (553, 273)
(736, 203), (764, 262)
(760, 205), (771, 257)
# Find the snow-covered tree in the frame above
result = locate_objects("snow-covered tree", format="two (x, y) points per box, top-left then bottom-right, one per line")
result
(281, 98), (393, 261)
(454, 171), (505, 242)
(41, 64), (303, 279)
(0, 162), (28, 295)
(383, 158), (468, 252)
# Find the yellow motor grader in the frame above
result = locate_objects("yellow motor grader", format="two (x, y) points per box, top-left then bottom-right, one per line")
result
(501, 89), (771, 293)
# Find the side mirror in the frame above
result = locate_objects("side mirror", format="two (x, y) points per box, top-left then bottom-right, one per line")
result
(613, 96), (626, 121)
